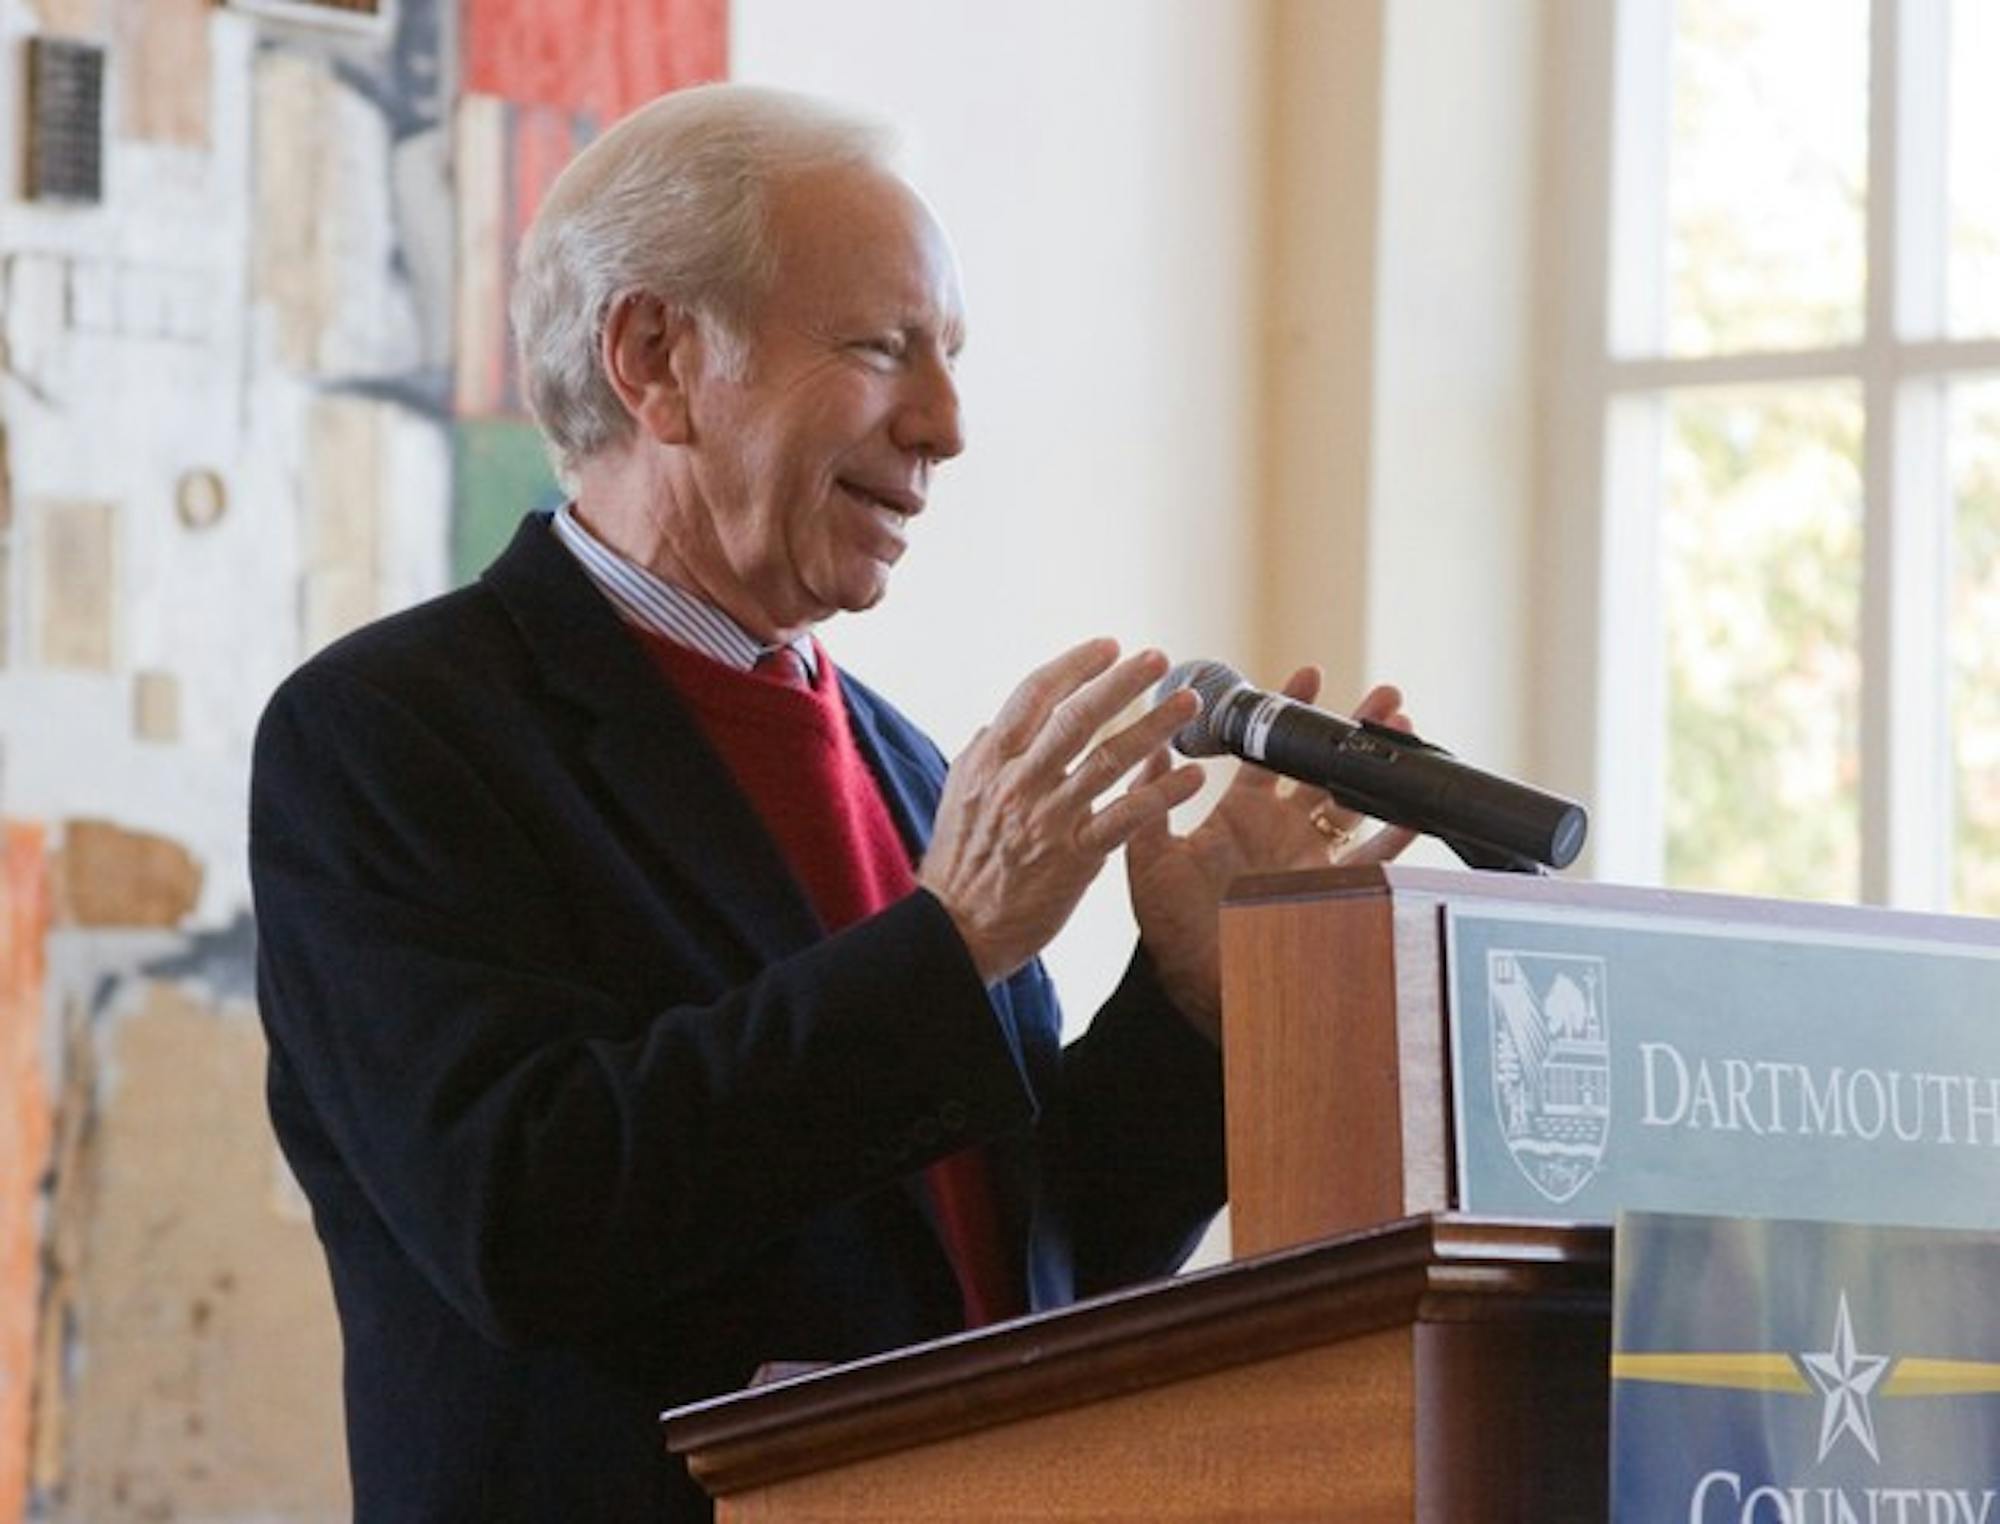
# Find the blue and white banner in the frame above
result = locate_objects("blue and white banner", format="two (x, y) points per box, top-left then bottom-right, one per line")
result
(1612, 1213), (2000, 1522)
(1447, 906), (2000, 1229)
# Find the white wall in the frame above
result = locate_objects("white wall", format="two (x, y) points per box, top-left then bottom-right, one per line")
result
(733, 0), (1267, 1019)
(733, 0), (1554, 994)
(1256, 0), (1384, 707)
(1369, 0), (1541, 777)
(1258, 0), (1546, 873)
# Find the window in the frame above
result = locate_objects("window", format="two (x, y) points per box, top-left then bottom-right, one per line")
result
(1550, 0), (2000, 909)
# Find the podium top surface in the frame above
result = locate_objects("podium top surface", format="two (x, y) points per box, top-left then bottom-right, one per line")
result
(662, 1214), (1608, 1496)
(1225, 865), (2000, 949)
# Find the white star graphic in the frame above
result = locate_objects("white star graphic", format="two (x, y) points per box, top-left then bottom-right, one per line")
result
(1799, 1292), (1892, 1464)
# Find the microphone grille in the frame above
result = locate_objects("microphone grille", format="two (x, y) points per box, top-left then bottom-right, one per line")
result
(1157, 659), (1248, 757)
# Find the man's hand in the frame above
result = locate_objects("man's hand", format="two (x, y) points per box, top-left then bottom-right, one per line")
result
(920, 639), (1206, 984)
(1125, 667), (1418, 1041)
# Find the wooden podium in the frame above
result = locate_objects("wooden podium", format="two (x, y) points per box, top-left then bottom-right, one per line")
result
(667, 866), (1977, 1518)
(664, 868), (1640, 1519)
(663, 1216), (1610, 1521)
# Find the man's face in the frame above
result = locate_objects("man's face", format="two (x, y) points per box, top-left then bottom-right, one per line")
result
(679, 163), (967, 638)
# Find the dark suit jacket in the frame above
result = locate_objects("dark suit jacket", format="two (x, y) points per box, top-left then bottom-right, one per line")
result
(249, 514), (1228, 1520)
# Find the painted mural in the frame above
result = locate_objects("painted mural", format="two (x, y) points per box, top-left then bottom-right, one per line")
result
(453, 0), (726, 578)
(0, 0), (723, 1516)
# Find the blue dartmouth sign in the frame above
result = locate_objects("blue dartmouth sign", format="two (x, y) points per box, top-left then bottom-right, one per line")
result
(1446, 905), (2000, 1230)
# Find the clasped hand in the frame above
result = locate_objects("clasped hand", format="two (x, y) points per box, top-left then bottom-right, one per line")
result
(919, 642), (1415, 1037)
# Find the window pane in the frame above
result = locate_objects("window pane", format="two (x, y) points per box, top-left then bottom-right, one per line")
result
(1948, 0), (2000, 338)
(1663, 385), (1863, 899)
(1951, 377), (2000, 910)
(1664, 0), (1869, 356)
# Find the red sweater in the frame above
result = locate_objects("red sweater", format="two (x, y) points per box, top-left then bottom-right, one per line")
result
(640, 633), (1022, 1328)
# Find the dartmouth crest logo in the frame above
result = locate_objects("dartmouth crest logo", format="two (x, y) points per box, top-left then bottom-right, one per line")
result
(1488, 949), (1611, 1203)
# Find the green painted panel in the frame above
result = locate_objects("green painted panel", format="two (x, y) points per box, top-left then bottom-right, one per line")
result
(452, 418), (563, 585)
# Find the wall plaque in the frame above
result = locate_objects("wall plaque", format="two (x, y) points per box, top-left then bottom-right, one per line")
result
(26, 37), (105, 205)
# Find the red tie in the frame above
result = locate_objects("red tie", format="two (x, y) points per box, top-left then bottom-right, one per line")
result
(754, 645), (810, 690)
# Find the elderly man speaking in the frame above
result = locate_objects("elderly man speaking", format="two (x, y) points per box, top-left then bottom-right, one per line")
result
(250, 83), (1409, 1520)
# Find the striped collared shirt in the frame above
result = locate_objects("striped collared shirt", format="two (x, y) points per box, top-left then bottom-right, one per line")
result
(550, 503), (818, 678)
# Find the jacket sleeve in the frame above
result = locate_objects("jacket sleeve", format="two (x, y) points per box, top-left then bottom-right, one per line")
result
(845, 678), (1230, 1303)
(250, 662), (1034, 1349)
(1048, 949), (1228, 1298)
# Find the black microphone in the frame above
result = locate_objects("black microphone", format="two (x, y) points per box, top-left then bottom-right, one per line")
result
(1157, 660), (1588, 872)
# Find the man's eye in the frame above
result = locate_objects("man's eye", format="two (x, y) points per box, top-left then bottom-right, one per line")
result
(856, 337), (905, 361)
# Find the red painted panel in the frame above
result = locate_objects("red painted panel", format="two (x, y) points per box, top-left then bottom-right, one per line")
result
(464, 0), (727, 127)
(499, 103), (593, 412)
(510, 103), (584, 248)
(0, 824), (49, 1524)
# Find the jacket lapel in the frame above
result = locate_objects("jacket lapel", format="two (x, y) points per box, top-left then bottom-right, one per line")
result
(842, 671), (1059, 1304)
(835, 673), (945, 862)
(484, 515), (1047, 1308)
(837, 668), (1046, 1082)
(480, 514), (822, 967)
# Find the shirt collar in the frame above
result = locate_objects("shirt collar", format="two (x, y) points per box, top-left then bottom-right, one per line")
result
(550, 503), (819, 677)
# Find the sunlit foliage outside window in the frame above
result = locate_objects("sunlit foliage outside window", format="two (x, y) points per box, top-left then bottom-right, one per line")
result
(1659, 0), (1866, 899)
(1651, 0), (2000, 906)
(1665, 389), (1863, 899)
(1952, 382), (2000, 912)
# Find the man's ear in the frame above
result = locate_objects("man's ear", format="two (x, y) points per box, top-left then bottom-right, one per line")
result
(600, 293), (701, 445)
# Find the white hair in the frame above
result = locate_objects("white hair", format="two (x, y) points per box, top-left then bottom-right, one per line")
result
(510, 83), (899, 483)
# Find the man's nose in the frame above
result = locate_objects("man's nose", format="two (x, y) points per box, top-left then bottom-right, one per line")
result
(893, 356), (965, 463)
